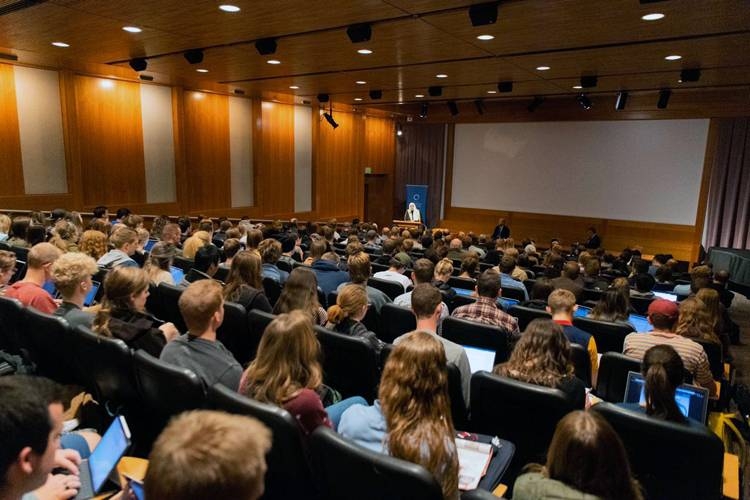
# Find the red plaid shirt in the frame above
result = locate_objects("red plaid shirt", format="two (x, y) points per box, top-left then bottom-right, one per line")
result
(451, 296), (521, 340)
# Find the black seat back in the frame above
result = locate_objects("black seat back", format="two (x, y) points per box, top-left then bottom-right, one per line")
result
(208, 384), (316, 499)
(593, 352), (641, 402)
(247, 309), (276, 361)
(469, 371), (577, 481)
(507, 305), (551, 331)
(592, 402), (723, 500)
(692, 339), (724, 379)
(309, 426), (443, 500)
(216, 302), (252, 366)
(213, 265), (229, 283)
(449, 294), (476, 311)
(172, 255), (194, 272)
(522, 279), (536, 294)
(314, 326), (379, 403)
(367, 277), (404, 300)
(582, 288), (603, 303)
(262, 277), (282, 306)
(21, 308), (76, 384)
(569, 342), (591, 387)
(153, 282), (187, 332)
(630, 295), (654, 315)
(447, 276), (476, 290)
(10, 260), (26, 284)
(276, 259), (293, 273)
(572, 316), (632, 353)
(0, 296), (24, 354)
(378, 303), (416, 344)
(441, 317), (509, 365)
(447, 363), (468, 430)
(500, 287), (525, 302)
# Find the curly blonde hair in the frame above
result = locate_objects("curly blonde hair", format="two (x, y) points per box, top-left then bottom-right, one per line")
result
(182, 231), (210, 260)
(79, 230), (108, 260)
(51, 252), (98, 297)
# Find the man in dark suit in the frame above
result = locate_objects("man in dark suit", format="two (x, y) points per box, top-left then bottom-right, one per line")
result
(491, 218), (511, 240)
(585, 226), (601, 249)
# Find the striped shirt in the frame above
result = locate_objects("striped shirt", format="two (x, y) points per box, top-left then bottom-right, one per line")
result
(452, 296), (521, 342)
(622, 331), (716, 394)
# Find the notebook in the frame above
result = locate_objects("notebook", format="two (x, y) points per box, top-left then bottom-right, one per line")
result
(463, 345), (496, 374)
(170, 266), (185, 284)
(74, 415), (131, 499)
(623, 371), (709, 424)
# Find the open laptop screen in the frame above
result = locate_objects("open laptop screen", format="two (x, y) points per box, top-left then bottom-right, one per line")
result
(170, 266), (185, 285)
(574, 305), (591, 318)
(654, 291), (678, 302)
(463, 346), (495, 374)
(497, 297), (519, 310)
(628, 314), (653, 332)
(623, 371), (709, 424)
(90, 415), (132, 492)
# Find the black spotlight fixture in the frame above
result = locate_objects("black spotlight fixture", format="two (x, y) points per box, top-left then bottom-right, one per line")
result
(577, 93), (592, 110)
(497, 81), (513, 93)
(138, 74), (154, 81)
(428, 86), (443, 97)
(369, 89), (383, 100)
(580, 75), (598, 88)
(527, 96), (544, 113)
(447, 101), (459, 116)
(469, 1), (499, 27)
(419, 102), (429, 118)
(255, 38), (278, 56)
(129, 58), (147, 72)
(317, 93), (330, 103)
(679, 68), (701, 83)
(346, 23), (372, 43)
(233, 89), (245, 95)
(323, 103), (338, 129)
(615, 91), (628, 111)
(184, 49), (204, 65)
(657, 89), (671, 109)
(474, 99), (485, 115)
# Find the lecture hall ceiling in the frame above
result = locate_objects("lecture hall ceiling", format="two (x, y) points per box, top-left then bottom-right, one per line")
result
(1, 0), (749, 108)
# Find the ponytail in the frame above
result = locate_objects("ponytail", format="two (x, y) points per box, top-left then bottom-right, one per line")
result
(326, 304), (347, 325)
(644, 361), (685, 423)
(92, 304), (113, 338)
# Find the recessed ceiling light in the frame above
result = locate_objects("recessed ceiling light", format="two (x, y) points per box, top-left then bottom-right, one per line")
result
(355, 80), (367, 85)
(642, 13), (665, 21)
(357, 49), (373, 55)
(354, 97), (363, 101)
(122, 26), (142, 33)
(51, 42), (69, 47)
(219, 4), (241, 12)
(665, 54), (682, 61)
(477, 34), (495, 41)
(536, 66), (550, 71)
(486, 90), (497, 94)
(436, 74), (448, 78)
(573, 85), (582, 89)
(289, 85), (299, 89)
(415, 94), (424, 98)
(267, 59), (281, 64)
(196, 68), (209, 73)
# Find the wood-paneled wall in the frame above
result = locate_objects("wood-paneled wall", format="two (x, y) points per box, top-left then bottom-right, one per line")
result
(0, 64), (25, 197)
(257, 101), (295, 216)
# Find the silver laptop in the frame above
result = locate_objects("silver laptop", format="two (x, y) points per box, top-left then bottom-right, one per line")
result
(623, 371), (709, 424)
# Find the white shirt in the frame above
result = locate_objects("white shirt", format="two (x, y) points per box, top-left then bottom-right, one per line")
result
(373, 270), (413, 291)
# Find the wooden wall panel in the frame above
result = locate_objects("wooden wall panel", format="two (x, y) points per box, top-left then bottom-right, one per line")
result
(363, 115), (395, 226)
(182, 90), (230, 212)
(74, 75), (146, 206)
(0, 64), (25, 196)
(257, 101), (294, 216)
(315, 110), (364, 220)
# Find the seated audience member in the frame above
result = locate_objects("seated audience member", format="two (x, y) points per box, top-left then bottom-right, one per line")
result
(695, 288), (731, 356)
(339, 330), (459, 500)
(97, 227), (139, 269)
(654, 265), (674, 287)
(494, 319), (586, 408)
(502, 248), (528, 282)
(5, 243), (62, 314)
(0, 250), (17, 293)
(363, 229), (381, 251)
(78, 230), (108, 261)
(211, 219), (232, 246)
(710, 269), (736, 309)
(49, 220), (79, 253)
(131, 227), (150, 267)
(176, 215), (192, 237)
(145, 410), (271, 500)
(7, 216), (31, 248)
(336, 251), (391, 312)
(457, 254), (479, 280)
(149, 215), (169, 240)
(184, 244), (220, 284)
(0, 376), (84, 500)
(451, 269), (520, 344)
(513, 411), (642, 500)
(304, 238), (328, 266)
(312, 251), (349, 296)
(143, 242), (175, 286)
(393, 258), (449, 323)
(279, 234), (302, 265)
(589, 289), (632, 326)
(160, 222), (182, 250)
(673, 265), (712, 297)
(51, 252), (98, 329)
(623, 299), (716, 396)
(181, 230), (210, 260)
(0, 214), (10, 242)
(582, 259), (609, 291)
(630, 273), (656, 298)
(222, 251), (272, 313)
(219, 238), (241, 270)
(160, 280), (241, 389)
(258, 239), (289, 285)
(675, 296), (722, 346)
(547, 289), (599, 383)
(551, 261), (584, 302)
(239, 311), (366, 433)
(396, 284), (471, 406)
(373, 254), (413, 291)
(92, 267), (179, 356)
(496, 255), (529, 300)
(245, 228), (263, 252)
(432, 258), (457, 300)
(374, 238), (398, 265)
(522, 277), (554, 310)
(584, 227), (601, 249)
(446, 238), (466, 261)
(273, 267), (327, 326)
(325, 284), (384, 355)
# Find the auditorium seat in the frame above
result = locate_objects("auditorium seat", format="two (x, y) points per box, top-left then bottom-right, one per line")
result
(208, 384), (317, 499)
(216, 302), (252, 366)
(653, 282), (676, 292)
(247, 309), (276, 361)
(310, 426), (443, 500)
(592, 402), (723, 500)
(569, 343), (591, 387)
(447, 363), (469, 430)
(172, 255), (194, 272)
(10, 260), (26, 284)
(500, 287), (525, 302)
(151, 282), (187, 332)
(450, 293), (476, 311)
(9, 245), (28, 263)
(693, 338), (724, 380)
(378, 303), (416, 344)
(507, 305), (551, 331)
(370, 262), (389, 274)
(572, 316), (632, 353)
(20, 308), (77, 385)
(469, 371), (578, 482)
(262, 277), (282, 306)
(213, 265), (229, 283)
(314, 325), (380, 403)
(593, 352), (641, 403)
(522, 279), (536, 294)
(0, 296), (24, 354)
(447, 276), (476, 290)
(276, 259), (292, 273)
(442, 317), (510, 365)
(582, 288), (603, 303)
(630, 295), (654, 315)
(368, 277), (404, 300)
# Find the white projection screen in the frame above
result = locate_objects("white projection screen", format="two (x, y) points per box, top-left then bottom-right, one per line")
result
(451, 120), (710, 225)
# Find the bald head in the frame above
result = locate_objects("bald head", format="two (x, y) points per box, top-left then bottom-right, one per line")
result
(449, 238), (462, 250)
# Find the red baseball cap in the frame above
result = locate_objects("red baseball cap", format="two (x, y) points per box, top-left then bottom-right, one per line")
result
(647, 298), (679, 319)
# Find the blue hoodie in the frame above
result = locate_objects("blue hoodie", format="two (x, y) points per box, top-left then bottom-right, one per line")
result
(311, 259), (349, 295)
